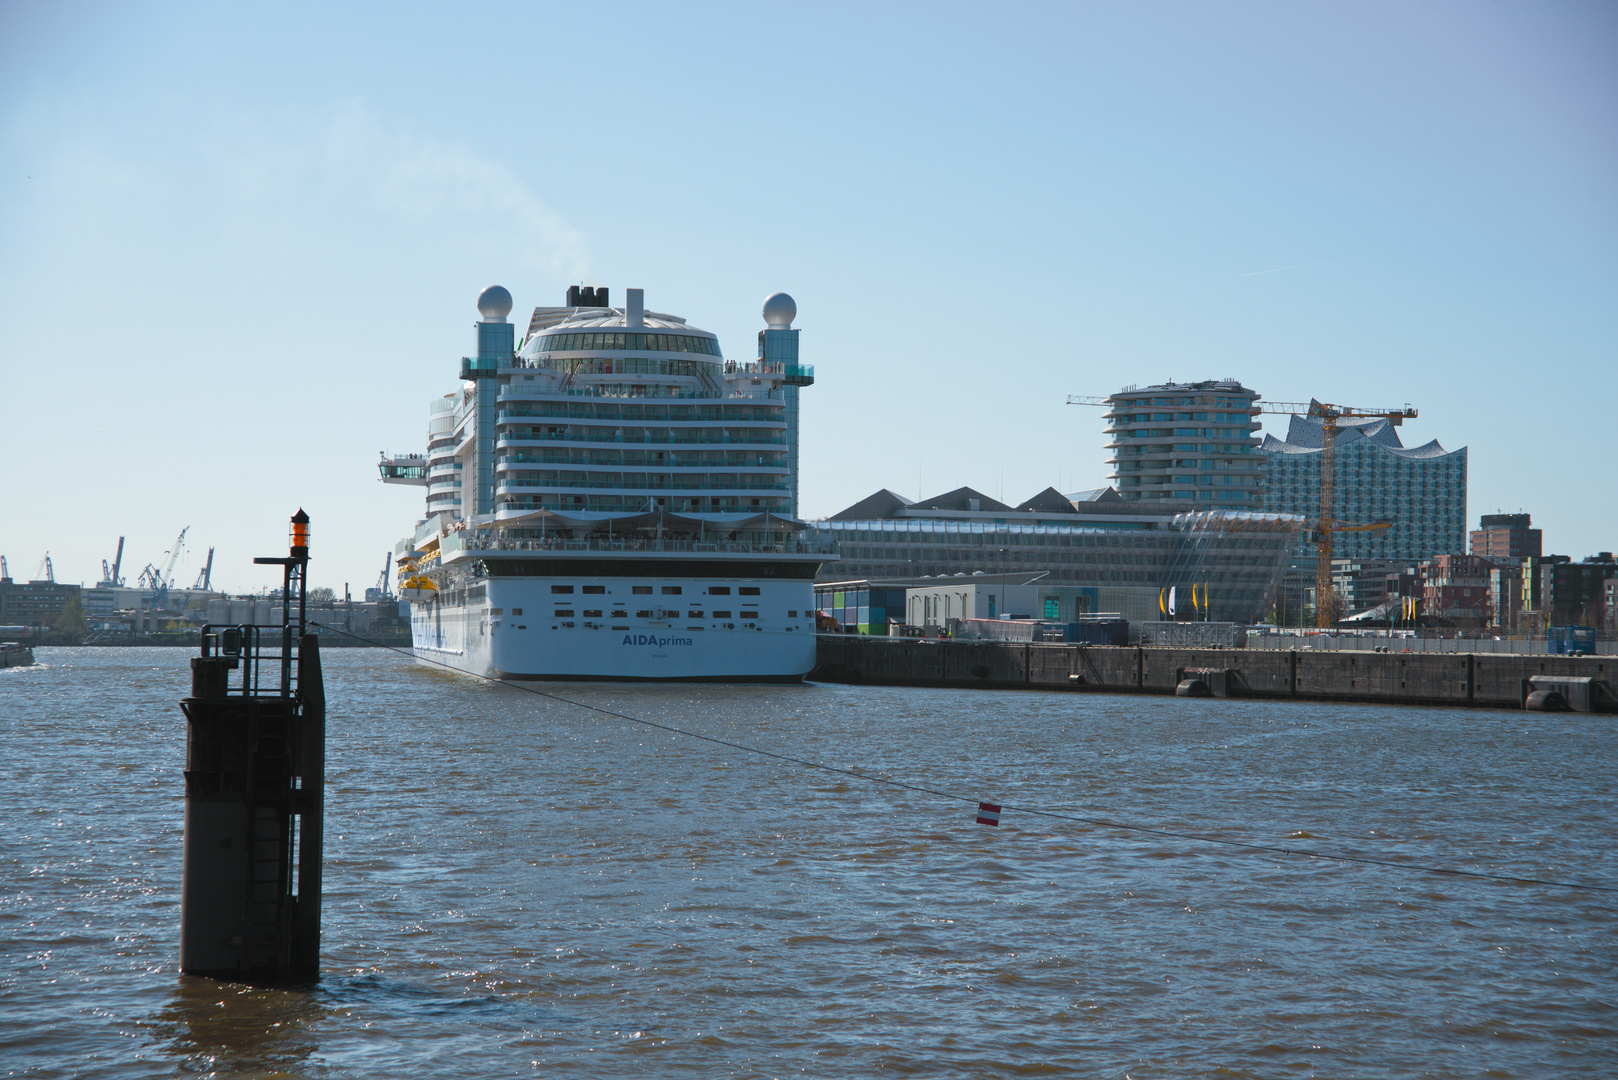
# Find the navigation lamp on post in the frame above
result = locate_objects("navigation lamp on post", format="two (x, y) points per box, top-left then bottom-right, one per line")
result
(290, 509), (310, 560)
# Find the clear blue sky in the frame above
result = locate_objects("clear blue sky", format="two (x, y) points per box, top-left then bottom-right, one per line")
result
(3, 1), (1613, 594)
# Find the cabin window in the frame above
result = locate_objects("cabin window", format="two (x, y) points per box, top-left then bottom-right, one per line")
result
(583, 585), (605, 594)
(739, 587), (760, 596)
(662, 586), (682, 595)
(550, 585), (574, 594)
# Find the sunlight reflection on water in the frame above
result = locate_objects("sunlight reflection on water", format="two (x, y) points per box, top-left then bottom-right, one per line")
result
(1, 646), (1614, 1077)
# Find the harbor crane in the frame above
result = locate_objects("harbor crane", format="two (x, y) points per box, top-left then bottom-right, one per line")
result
(375, 550), (393, 599)
(1067, 394), (1417, 628)
(101, 536), (126, 587)
(0, 556), (8, 582)
(37, 553), (55, 583)
(192, 547), (215, 591)
(138, 526), (191, 608)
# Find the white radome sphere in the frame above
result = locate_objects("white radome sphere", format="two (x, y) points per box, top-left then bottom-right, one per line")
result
(762, 292), (796, 328)
(477, 284), (513, 320)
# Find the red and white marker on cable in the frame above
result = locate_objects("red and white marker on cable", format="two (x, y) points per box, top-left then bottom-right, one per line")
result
(976, 802), (1001, 827)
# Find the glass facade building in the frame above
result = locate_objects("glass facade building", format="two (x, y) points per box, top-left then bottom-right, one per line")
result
(810, 487), (1303, 624)
(1260, 413), (1467, 562)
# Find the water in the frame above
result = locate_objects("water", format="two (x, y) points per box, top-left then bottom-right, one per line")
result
(2, 647), (1614, 1078)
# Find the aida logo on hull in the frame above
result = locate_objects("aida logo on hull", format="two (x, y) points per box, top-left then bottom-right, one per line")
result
(622, 634), (693, 648)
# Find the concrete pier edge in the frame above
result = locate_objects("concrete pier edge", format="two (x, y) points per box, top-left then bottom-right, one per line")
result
(809, 636), (1617, 712)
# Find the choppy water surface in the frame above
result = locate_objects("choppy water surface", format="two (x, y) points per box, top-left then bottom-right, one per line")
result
(2, 647), (1614, 1078)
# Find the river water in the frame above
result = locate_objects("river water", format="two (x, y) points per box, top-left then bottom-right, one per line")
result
(2, 646), (1613, 1078)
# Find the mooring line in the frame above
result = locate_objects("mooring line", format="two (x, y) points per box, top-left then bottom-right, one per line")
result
(308, 623), (1617, 894)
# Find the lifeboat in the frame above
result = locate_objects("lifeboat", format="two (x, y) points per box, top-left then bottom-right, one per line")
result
(398, 575), (437, 603)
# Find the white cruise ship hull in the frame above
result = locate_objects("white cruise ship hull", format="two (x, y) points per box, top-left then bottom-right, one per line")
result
(410, 570), (817, 681)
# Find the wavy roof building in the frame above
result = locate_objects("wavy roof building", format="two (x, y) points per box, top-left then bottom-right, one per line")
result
(811, 485), (1304, 624)
(1259, 406), (1466, 562)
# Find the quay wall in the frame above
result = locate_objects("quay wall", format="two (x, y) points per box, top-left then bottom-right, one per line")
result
(810, 637), (1617, 711)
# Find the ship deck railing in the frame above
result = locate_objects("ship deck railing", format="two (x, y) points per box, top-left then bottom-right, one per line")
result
(497, 480), (790, 493)
(496, 386), (784, 403)
(497, 434), (787, 446)
(498, 456), (786, 469)
(444, 535), (837, 557)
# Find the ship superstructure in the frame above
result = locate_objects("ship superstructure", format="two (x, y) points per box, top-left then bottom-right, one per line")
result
(381, 285), (832, 681)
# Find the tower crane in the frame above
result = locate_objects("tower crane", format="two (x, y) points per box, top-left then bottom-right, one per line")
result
(1067, 393), (1416, 628)
(1257, 401), (1415, 626)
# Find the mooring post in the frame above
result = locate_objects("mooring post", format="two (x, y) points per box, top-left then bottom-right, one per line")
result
(179, 510), (324, 983)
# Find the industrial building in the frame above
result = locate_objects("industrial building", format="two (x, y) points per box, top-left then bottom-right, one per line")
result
(813, 571), (1083, 634)
(1260, 410), (1467, 562)
(0, 579), (81, 628)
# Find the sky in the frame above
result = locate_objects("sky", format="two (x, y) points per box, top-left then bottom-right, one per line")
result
(2, 0), (1614, 595)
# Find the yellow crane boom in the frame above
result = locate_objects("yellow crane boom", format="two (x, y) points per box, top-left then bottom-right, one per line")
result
(1069, 393), (1417, 627)
(1261, 401), (1416, 627)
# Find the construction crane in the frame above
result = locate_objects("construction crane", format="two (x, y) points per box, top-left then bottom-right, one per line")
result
(36, 553), (55, 583)
(1258, 401), (1415, 627)
(376, 550), (393, 599)
(1067, 393), (1416, 628)
(0, 556), (7, 582)
(192, 547), (215, 590)
(101, 536), (126, 587)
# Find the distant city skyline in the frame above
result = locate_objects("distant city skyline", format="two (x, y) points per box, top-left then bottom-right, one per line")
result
(2, 1), (1613, 592)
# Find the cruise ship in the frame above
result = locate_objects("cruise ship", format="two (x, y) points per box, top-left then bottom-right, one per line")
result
(380, 284), (834, 681)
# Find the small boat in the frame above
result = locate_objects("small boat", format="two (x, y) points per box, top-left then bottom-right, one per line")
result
(0, 642), (35, 668)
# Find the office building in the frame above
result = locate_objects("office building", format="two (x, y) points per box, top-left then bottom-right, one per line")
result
(1329, 559), (1407, 616)
(1489, 566), (1524, 632)
(1423, 553), (1496, 627)
(1470, 514), (1541, 563)
(1550, 554), (1618, 625)
(0, 580), (81, 628)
